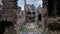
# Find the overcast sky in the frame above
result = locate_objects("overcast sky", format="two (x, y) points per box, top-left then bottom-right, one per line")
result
(17, 0), (42, 10)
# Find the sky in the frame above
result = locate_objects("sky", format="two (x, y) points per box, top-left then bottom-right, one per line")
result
(17, 0), (42, 10)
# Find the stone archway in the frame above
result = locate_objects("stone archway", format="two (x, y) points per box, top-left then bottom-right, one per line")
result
(0, 20), (16, 34)
(38, 14), (41, 21)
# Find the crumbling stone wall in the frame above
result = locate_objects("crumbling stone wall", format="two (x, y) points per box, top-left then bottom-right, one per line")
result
(2, 0), (18, 34)
(43, 0), (60, 34)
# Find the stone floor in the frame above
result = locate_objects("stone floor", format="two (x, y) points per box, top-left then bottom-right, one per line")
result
(19, 32), (43, 34)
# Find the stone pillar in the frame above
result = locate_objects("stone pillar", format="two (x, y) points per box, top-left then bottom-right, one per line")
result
(2, 0), (18, 34)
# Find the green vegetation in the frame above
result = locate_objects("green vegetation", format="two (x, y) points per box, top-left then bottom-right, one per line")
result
(19, 25), (29, 32)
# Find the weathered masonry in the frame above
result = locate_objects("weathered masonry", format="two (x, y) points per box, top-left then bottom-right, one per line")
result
(43, 0), (60, 34)
(2, 0), (18, 34)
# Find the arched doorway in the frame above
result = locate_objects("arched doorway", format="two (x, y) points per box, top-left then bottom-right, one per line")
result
(0, 20), (14, 34)
(38, 14), (41, 21)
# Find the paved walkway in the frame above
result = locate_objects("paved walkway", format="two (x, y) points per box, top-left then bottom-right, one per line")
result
(19, 32), (42, 34)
